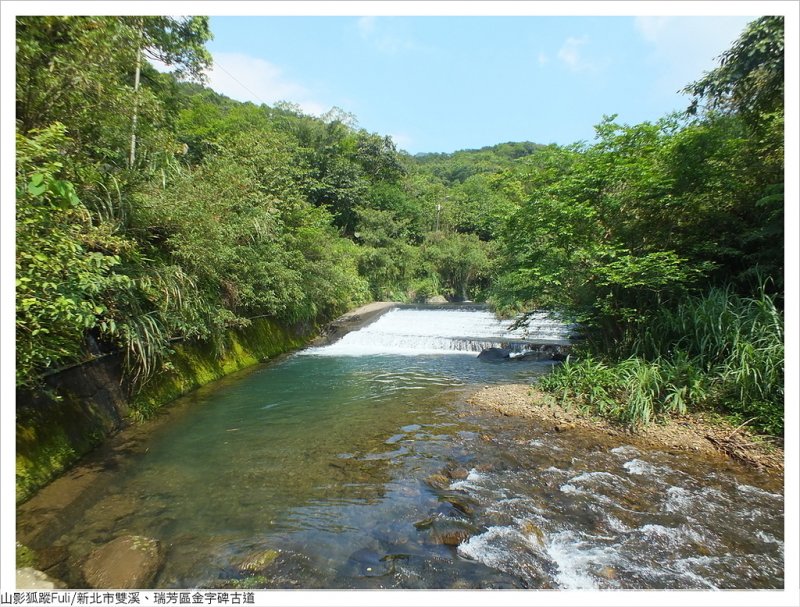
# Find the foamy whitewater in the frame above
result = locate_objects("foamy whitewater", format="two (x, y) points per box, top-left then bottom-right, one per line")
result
(302, 307), (572, 357)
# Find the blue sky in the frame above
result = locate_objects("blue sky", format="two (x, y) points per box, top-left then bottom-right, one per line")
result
(202, 14), (756, 154)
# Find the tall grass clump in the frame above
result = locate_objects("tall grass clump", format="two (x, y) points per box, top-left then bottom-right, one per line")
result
(540, 285), (783, 434)
(539, 355), (707, 427)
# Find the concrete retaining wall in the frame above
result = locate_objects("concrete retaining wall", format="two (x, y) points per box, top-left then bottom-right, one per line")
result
(16, 317), (313, 504)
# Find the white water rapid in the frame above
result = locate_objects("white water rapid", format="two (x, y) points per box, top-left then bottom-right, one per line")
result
(303, 307), (573, 357)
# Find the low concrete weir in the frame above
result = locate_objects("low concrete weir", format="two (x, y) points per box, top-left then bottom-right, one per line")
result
(309, 301), (399, 347)
(303, 305), (574, 357)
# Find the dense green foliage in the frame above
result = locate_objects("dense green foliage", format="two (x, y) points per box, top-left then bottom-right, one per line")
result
(16, 125), (131, 383)
(522, 17), (785, 433)
(16, 16), (783, 434)
(490, 110), (782, 323)
(14, 15), (502, 396)
(540, 287), (783, 433)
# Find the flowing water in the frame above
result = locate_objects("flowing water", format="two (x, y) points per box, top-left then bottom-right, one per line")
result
(18, 307), (783, 589)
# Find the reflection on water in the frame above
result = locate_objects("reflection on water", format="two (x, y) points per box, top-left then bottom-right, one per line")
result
(18, 323), (783, 589)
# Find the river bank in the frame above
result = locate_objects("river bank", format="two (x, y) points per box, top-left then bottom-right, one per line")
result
(467, 384), (784, 474)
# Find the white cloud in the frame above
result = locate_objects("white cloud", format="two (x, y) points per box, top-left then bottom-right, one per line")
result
(355, 16), (429, 54)
(558, 36), (587, 69)
(205, 52), (327, 116)
(556, 36), (606, 72)
(633, 16), (754, 96)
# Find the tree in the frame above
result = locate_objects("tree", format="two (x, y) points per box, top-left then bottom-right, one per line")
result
(448, 173), (515, 240)
(127, 17), (212, 165)
(16, 125), (133, 387)
(682, 16), (784, 295)
(16, 16), (211, 168)
(134, 17), (212, 81)
(490, 117), (721, 325)
(17, 16), (141, 159)
(421, 232), (492, 301)
(354, 206), (415, 299)
(683, 16), (784, 120)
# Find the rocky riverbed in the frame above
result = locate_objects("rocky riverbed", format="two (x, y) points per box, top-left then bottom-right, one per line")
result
(467, 384), (784, 473)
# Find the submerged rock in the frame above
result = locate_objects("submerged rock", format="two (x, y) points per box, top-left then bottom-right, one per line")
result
(425, 473), (451, 490)
(34, 545), (69, 579)
(345, 548), (390, 577)
(416, 513), (477, 546)
(16, 568), (66, 589)
(432, 527), (473, 546)
(444, 465), (470, 481)
(438, 494), (476, 517)
(236, 549), (280, 574)
(82, 535), (163, 588)
(222, 549), (326, 590)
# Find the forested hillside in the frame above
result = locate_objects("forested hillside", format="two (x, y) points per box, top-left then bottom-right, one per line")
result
(16, 16), (783, 434)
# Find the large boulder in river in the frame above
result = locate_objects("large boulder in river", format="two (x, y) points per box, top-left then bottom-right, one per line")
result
(426, 295), (449, 304)
(83, 535), (163, 588)
(477, 347), (512, 362)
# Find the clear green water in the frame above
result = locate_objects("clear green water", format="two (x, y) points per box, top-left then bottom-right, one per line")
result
(37, 353), (559, 587)
(21, 317), (783, 589)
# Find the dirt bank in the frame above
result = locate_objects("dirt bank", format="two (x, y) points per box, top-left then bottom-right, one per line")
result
(468, 384), (784, 473)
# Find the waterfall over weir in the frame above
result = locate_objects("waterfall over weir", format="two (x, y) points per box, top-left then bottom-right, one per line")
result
(302, 306), (574, 357)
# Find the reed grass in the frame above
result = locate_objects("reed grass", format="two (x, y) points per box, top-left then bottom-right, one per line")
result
(540, 286), (783, 434)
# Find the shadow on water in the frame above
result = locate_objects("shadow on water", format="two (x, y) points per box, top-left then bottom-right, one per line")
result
(17, 309), (783, 590)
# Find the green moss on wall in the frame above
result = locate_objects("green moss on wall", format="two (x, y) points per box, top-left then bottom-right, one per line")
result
(131, 318), (310, 419)
(16, 393), (112, 503)
(16, 543), (37, 568)
(16, 428), (78, 505)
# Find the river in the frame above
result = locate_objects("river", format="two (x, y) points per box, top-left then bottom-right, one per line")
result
(17, 306), (783, 589)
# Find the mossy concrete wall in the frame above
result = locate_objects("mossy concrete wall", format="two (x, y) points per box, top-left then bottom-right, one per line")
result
(130, 318), (310, 418)
(16, 317), (313, 504)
